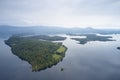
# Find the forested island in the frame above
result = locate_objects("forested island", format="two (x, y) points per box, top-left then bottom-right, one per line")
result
(5, 35), (67, 71)
(70, 34), (114, 44)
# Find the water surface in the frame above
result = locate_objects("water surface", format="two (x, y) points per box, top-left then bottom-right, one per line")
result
(0, 34), (120, 80)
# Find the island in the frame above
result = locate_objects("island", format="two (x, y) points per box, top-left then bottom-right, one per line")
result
(117, 47), (120, 50)
(5, 35), (67, 71)
(70, 34), (114, 44)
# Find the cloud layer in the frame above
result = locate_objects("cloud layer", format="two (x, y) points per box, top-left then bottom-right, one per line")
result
(0, 0), (120, 28)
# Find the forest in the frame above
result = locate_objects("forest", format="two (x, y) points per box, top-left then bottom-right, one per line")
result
(30, 35), (66, 41)
(71, 34), (114, 44)
(5, 35), (67, 71)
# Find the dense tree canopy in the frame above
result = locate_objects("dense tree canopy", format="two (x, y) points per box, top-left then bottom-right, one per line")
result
(5, 35), (67, 71)
(30, 35), (66, 41)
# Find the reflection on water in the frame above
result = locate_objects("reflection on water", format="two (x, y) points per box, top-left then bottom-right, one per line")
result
(0, 34), (120, 80)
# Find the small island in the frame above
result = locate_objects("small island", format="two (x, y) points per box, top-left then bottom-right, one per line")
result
(5, 35), (67, 71)
(117, 47), (120, 50)
(70, 34), (114, 44)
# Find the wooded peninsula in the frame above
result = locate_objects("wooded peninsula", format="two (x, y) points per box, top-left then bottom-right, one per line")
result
(5, 35), (67, 71)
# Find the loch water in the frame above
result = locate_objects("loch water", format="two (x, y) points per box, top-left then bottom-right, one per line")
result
(0, 34), (120, 80)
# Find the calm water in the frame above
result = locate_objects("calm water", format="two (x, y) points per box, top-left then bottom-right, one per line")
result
(0, 34), (120, 80)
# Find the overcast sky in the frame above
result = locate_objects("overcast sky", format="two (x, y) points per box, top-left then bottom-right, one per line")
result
(0, 0), (120, 28)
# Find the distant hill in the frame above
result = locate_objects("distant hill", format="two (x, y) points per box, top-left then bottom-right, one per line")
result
(0, 25), (120, 38)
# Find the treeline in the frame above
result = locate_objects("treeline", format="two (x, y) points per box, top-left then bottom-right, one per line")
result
(30, 35), (66, 41)
(5, 36), (67, 71)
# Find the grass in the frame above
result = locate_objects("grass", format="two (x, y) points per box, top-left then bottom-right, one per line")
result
(52, 54), (61, 61)
(52, 45), (67, 62)
(56, 45), (66, 54)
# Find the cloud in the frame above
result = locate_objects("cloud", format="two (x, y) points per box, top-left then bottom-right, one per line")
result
(0, 0), (120, 28)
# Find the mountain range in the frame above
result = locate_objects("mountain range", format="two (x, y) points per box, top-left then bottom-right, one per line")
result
(0, 25), (120, 38)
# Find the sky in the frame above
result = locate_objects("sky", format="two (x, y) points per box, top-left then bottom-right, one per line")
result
(0, 0), (120, 28)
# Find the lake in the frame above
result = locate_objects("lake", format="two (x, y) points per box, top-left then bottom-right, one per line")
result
(0, 34), (120, 80)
